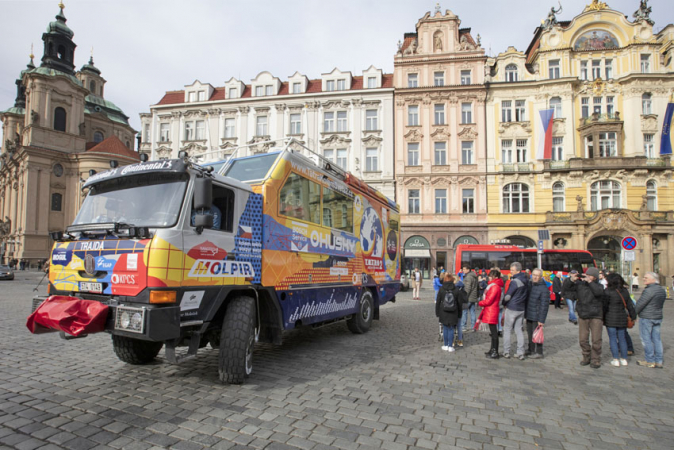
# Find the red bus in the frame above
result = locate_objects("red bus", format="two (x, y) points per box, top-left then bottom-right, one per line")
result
(454, 245), (596, 276)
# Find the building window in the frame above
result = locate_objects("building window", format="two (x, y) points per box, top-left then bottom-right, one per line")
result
(593, 96), (602, 114)
(592, 60), (602, 80)
(408, 73), (418, 88)
(324, 112), (335, 132)
(605, 59), (613, 79)
(337, 79), (345, 91)
(580, 61), (588, 80)
(292, 82), (301, 94)
(265, 85), (274, 96)
(228, 88), (238, 99)
(461, 102), (472, 124)
(224, 118), (235, 138)
(462, 189), (475, 214)
(336, 149), (347, 169)
(93, 131), (104, 143)
(408, 143), (420, 166)
(89, 80), (96, 93)
(501, 139), (513, 163)
(408, 189), (420, 214)
(51, 193), (62, 212)
(434, 142), (447, 165)
(435, 189), (447, 214)
(581, 97), (590, 118)
(641, 54), (650, 73)
(434, 104), (445, 125)
(184, 121), (194, 141)
(434, 71), (445, 86)
(53, 107), (66, 132)
(365, 148), (378, 172)
(195, 120), (205, 140)
(256, 116), (268, 136)
(255, 86), (264, 96)
(503, 183), (530, 213)
(326, 80), (335, 91)
(461, 141), (474, 165)
(143, 124), (150, 143)
(549, 59), (560, 79)
(515, 100), (526, 122)
(591, 180), (621, 210)
(160, 123), (170, 142)
(598, 132), (617, 157)
(290, 114), (301, 135)
(552, 182), (565, 212)
(408, 105), (419, 126)
(365, 109), (378, 131)
(460, 70), (471, 85)
(606, 96), (615, 115)
(188, 92), (196, 102)
(505, 64), (518, 82)
(336, 111), (347, 132)
(550, 97), (562, 118)
(367, 77), (377, 89)
(501, 100), (512, 122)
(647, 180), (657, 211)
(644, 133), (655, 158)
(585, 135), (594, 158)
(642, 93), (652, 115)
(516, 139), (528, 162)
(198, 91), (206, 101)
(552, 136), (563, 161)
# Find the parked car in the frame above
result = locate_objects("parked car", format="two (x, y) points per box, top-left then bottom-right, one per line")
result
(0, 265), (14, 280)
(400, 272), (409, 291)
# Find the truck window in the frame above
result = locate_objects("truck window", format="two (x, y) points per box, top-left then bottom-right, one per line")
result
(322, 186), (353, 233)
(191, 184), (234, 232)
(279, 172), (321, 225)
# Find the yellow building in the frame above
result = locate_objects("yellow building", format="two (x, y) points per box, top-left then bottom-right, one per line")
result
(485, 1), (674, 277)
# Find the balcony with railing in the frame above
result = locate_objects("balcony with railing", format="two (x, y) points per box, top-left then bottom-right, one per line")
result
(500, 162), (533, 172)
(578, 112), (622, 128)
(544, 156), (670, 171)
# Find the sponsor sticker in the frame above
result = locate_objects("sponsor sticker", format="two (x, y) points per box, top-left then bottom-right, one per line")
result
(111, 274), (136, 285)
(188, 260), (255, 277)
(330, 267), (349, 276)
(181, 291), (205, 311)
(127, 253), (138, 270)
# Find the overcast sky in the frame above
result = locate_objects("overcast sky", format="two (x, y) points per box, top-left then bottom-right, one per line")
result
(1, 0), (671, 139)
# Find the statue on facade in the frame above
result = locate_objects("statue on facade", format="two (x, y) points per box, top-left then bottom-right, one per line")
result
(633, 0), (654, 25)
(576, 195), (584, 212)
(403, 39), (418, 55)
(434, 33), (443, 51)
(0, 217), (10, 237)
(543, 2), (562, 30)
(640, 194), (649, 211)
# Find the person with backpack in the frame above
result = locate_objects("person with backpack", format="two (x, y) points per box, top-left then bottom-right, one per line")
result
(435, 274), (465, 352)
(478, 269), (504, 359)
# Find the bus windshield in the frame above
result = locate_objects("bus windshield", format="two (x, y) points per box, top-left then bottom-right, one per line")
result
(73, 173), (188, 228)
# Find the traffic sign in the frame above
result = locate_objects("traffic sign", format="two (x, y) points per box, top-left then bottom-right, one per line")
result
(621, 236), (638, 251)
(538, 240), (544, 253)
(624, 250), (636, 262)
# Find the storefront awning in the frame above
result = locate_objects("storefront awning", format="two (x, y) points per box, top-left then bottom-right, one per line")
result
(405, 249), (431, 258)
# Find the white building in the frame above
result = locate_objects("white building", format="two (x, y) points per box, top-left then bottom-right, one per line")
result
(139, 67), (395, 199)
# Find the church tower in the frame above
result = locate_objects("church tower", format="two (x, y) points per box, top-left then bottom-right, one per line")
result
(40, 2), (77, 75)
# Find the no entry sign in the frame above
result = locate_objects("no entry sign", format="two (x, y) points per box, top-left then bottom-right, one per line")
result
(621, 236), (637, 251)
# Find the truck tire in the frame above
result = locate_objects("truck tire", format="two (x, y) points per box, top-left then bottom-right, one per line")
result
(347, 290), (374, 334)
(112, 335), (163, 364)
(218, 296), (256, 384)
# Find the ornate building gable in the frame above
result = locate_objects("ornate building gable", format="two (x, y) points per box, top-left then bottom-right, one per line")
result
(319, 134), (352, 148)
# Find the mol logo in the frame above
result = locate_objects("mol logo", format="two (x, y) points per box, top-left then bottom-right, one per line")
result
(188, 260), (255, 278)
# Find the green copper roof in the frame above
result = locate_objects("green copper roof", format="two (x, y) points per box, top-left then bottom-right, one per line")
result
(46, 7), (74, 39)
(2, 107), (26, 115)
(81, 56), (101, 75)
(25, 66), (82, 85)
(85, 94), (130, 125)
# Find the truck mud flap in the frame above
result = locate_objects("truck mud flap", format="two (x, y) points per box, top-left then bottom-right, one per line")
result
(164, 333), (201, 364)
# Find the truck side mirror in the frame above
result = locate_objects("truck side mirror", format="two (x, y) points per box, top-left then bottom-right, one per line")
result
(193, 176), (212, 210)
(193, 213), (214, 234)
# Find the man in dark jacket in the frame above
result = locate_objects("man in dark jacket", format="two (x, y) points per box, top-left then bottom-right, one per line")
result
(635, 272), (666, 368)
(575, 267), (605, 368)
(502, 262), (529, 359)
(562, 270), (579, 324)
(461, 266), (478, 330)
(526, 268), (550, 358)
(552, 273), (563, 309)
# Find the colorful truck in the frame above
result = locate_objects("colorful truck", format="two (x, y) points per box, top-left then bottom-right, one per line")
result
(30, 139), (401, 383)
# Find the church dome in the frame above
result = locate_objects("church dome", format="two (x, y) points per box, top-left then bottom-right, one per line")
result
(46, 6), (74, 39)
(81, 56), (101, 75)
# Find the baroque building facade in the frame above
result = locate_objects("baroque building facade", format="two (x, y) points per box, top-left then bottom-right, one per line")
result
(0, 5), (138, 266)
(139, 67), (395, 199)
(484, 0), (674, 277)
(394, 6), (488, 278)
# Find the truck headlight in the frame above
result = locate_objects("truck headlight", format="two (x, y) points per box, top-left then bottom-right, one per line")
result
(115, 306), (145, 333)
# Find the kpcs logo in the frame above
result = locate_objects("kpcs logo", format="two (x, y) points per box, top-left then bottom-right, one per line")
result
(111, 274), (136, 285)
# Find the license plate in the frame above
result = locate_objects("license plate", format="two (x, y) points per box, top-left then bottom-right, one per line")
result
(80, 282), (103, 293)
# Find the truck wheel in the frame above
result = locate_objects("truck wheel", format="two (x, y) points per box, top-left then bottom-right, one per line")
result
(347, 290), (374, 334)
(111, 335), (163, 364)
(218, 296), (256, 384)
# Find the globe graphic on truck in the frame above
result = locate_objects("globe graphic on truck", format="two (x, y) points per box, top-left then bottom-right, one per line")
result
(360, 207), (383, 258)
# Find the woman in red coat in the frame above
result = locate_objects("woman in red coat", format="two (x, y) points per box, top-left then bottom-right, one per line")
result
(479, 269), (504, 359)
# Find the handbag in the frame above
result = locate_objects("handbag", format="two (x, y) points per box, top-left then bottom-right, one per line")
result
(616, 289), (634, 329)
(532, 324), (544, 344)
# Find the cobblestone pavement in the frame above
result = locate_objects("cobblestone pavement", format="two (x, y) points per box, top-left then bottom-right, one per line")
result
(1, 272), (673, 450)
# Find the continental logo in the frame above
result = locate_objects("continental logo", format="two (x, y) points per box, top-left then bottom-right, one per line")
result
(188, 260), (255, 278)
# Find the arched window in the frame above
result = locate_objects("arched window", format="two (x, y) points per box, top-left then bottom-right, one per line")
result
(57, 45), (66, 60)
(53, 107), (66, 132)
(642, 93), (652, 115)
(647, 180), (657, 211)
(552, 182), (565, 212)
(502, 183), (529, 213)
(51, 193), (62, 212)
(89, 80), (96, 93)
(591, 180), (621, 211)
(505, 64), (518, 82)
(550, 97), (562, 118)
(126, 141), (131, 149)
(93, 131), (104, 143)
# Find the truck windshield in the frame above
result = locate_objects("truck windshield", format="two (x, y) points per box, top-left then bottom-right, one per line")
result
(222, 153), (279, 182)
(73, 173), (188, 228)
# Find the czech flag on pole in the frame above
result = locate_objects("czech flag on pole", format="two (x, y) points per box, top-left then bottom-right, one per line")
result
(536, 109), (554, 160)
(660, 96), (674, 155)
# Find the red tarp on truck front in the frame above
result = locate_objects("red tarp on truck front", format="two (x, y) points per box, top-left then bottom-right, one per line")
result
(26, 296), (109, 336)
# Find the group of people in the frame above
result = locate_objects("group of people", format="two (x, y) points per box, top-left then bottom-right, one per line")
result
(432, 264), (666, 369)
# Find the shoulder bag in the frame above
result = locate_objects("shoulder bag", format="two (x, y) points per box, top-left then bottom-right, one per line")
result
(616, 289), (634, 329)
